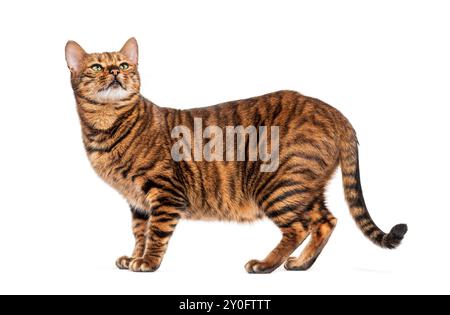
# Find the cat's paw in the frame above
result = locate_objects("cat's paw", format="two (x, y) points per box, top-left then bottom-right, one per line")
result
(245, 259), (276, 274)
(284, 257), (311, 271)
(129, 257), (160, 272)
(116, 256), (133, 270)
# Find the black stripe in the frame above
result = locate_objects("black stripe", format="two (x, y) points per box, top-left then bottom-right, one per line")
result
(267, 180), (304, 196)
(113, 111), (149, 159)
(276, 151), (299, 172)
(349, 197), (364, 208)
(314, 217), (330, 226)
(241, 132), (251, 193)
(195, 163), (208, 208)
(142, 179), (165, 194)
(211, 162), (223, 205)
(245, 126), (263, 191)
(178, 161), (195, 186)
(132, 159), (159, 182)
(297, 152), (328, 168)
(365, 226), (378, 236)
(154, 217), (178, 223)
(304, 197), (319, 213)
(347, 149), (368, 210)
(152, 196), (186, 209)
(342, 170), (356, 177)
(151, 228), (174, 238)
(120, 93), (139, 103)
(113, 161), (130, 173)
(108, 106), (137, 136)
(375, 233), (384, 244)
(131, 207), (150, 220)
(277, 220), (296, 228)
(278, 216), (311, 229)
(296, 168), (320, 180)
(76, 93), (104, 105)
(262, 189), (309, 212)
(253, 171), (280, 198)
(173, 161), (189, 188)
(152, 201), (186, 216)
(289, 134), (319, 148)
(151, 211), (181, 219)
(121, 163), (133, 179)
(344, 183), (360, 191)
(232, 102), (241, 127)
(154, 175), (186, 196)
(266, 204), (298, 218)
(354, 213), (370, 222)
(271, 101), (283, 124)
(311, 114), (333, 139)
(157, 186), (186, 200)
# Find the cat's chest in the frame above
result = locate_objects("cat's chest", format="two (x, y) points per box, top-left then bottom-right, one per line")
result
(88, 153), (150, 209)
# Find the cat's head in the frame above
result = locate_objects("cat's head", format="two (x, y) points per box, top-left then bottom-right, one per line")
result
(65, 38), (140, 103)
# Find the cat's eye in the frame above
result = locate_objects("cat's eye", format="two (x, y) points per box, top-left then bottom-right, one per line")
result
(119, 63), (129, 70)
(91, 64), (103, 72)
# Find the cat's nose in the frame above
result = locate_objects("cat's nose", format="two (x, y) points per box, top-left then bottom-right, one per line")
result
(110, 68), (120, 76)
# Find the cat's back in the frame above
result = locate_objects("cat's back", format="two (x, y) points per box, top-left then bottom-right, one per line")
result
(177, 90), (310, 129)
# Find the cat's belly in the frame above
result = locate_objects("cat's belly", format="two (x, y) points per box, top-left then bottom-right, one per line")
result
(89, 154), (264, 221)
(184, 199), (264, 222)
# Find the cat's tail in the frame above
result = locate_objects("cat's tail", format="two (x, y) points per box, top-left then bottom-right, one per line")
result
(338, 121), (407, 249)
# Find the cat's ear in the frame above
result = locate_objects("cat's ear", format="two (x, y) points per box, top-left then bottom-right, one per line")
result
(120, 37), (139, 65)
(65, 40), (87, 73)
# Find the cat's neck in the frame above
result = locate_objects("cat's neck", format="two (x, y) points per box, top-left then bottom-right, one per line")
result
(75, 93), (157, 154)
(75, 92), (141, 108)
(75, 93), (174, 157)
(76, 93), (145, 130)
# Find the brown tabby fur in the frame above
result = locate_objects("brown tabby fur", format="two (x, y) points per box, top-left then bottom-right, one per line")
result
(66, 38), (407, 273)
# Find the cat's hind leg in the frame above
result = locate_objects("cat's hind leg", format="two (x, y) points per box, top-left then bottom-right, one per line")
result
(284, 197), (337, 271)
(116, 206), (149, 270)
(245, 193), (317, 274)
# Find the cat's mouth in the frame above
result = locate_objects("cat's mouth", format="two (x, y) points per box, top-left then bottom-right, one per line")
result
(101, 79), (126, 91)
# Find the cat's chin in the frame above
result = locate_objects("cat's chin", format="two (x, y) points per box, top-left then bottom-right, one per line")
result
(94, 87), (131, 103)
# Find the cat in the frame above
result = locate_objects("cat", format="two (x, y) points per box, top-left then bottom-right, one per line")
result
(65, 38), (407, 273)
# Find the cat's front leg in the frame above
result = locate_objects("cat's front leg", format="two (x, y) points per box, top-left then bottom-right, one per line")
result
(116, 206), (149, 270)
(129, 202), (182, 272)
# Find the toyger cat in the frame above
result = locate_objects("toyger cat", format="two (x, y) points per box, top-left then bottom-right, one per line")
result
(65, 38), (407, 273)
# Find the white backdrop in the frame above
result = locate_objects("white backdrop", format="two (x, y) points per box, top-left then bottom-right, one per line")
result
(0, 0), (449, 294)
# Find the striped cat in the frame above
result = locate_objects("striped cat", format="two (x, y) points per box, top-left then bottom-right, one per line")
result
(65, 38), (407, 273)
